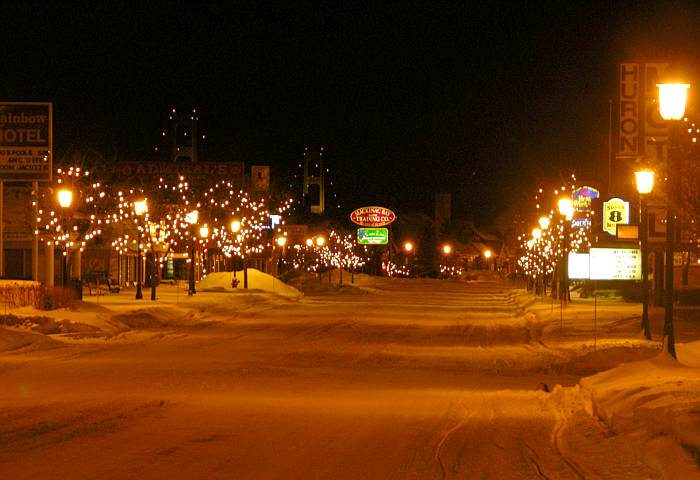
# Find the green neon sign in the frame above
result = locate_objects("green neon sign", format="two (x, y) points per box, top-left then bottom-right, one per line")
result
(358, 227), (389, 245)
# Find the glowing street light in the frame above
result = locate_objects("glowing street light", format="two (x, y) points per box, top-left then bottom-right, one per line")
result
(199, 225), (209, 238)
(134, 199), (148, 216)
(558, 197), (574, 220)
(230, 219), (241, 233)
(57, 189), (73, 208)
(185, 210), (199, 225)
(657, 83), (690, 121)
(484, 249), (493, 271)
(635, 168), (655, 340)
(56, 188), (73, 287)
(305, 238), (313, 247)
(276, 236), (287, 247)
(657, 79), (690, 358)
(634, 170), (655, 195)
(134, 199), (147, 300)
(403, 241), (414, 253)
(442, 244), (452, 255)
(315, 236), (325, 247)
(532, 228), (542, 240)
(538, 216), (550, 230)
(558, 196), (573, 301)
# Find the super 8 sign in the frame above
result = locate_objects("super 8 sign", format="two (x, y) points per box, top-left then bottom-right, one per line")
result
(603, 198), (629, 235)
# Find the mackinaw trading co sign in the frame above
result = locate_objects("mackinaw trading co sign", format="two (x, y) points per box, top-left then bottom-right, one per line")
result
(350, 206), (396, 227)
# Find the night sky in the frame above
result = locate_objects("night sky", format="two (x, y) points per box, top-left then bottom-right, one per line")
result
(3, 2), (700, 225)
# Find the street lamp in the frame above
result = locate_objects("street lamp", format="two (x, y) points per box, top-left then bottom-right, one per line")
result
(403, 241), (414, 253)
(484, 249), (493, 271)
(199, 224), (209, 280)
(57, 189), (73, 286)
(316, 236), (325, 247)
(558, 196), (573, 301)
(657, 80), (690, 358)
(186, 210), (199, 295)
(230, 219), (241, 233)
(276, 236), (287, 276)
(538, 216), (551, 230)
(442, 244), (452, 255)
(134, 199), (147, 299)
(635, 169), (655, 340)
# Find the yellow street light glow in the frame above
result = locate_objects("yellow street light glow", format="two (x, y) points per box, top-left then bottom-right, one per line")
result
(315, 236), (325, 247)
(404, 241), (414, 253)
(442, 244), (452, 255)
(276, 236), (287, 247)
(538, 216), (550, 229)
(484, 249), (492, 259)
(230, 219), (241, 232)
(186, 210), (199, 225)
(558, 197), (574, 220)
(532, 227), (542, 239)
(305, 238), (313, 247)
(134, 199), (148, 216)
(199, 225), (209, 238)
(657, 83), (690, 121)
(635, 169), (655, 194)
(57, 189), (73, 208)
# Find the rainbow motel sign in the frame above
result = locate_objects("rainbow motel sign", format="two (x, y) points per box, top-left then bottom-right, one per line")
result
(0, 102), (52, 181)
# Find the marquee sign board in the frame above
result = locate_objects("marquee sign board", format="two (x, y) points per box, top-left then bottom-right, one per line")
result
(350, 206), (396, 227)
(357, 228), (389, 245)
(603, 198), (630, 235)
(0, 102), (52, 181)
(568, 248), (642, 281)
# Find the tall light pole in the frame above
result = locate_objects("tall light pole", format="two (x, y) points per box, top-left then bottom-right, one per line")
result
(134, 199), (147, 300)
(186, 210), (199, 295)
(658, 81), (690, 358)
(276, 236), (287, 277)
(635, 169), (655, 340)
(199, 224), (209, 283)
(558, 197), (574, 302)
(57, 189), (73, 287)
(484, 249), (493, 271)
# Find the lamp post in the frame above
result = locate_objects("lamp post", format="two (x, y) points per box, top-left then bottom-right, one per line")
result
(658, 81), (690, 358)
(199, 224), (209, 283)
(57, 189), (73, 287)
(403, 241), (414, 267)
(186, 210), (199, 295)
(276, 236), (287, 277)
(134, 199), (147, 300)
(484, 249), (493, 271)
(635, 169), (655, 340)
(558, 197), (574, 302)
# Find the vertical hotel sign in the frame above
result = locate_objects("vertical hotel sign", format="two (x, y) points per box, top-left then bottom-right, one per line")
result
(0, 103), (52, 181)
(619, 63), (668, 164)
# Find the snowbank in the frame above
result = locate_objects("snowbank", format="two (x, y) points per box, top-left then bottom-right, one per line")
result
(197, 269), (301, 298)
(580, 343), (700, 475)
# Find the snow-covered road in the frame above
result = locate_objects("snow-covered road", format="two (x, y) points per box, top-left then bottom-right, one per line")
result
(0, 277), (696, 478)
